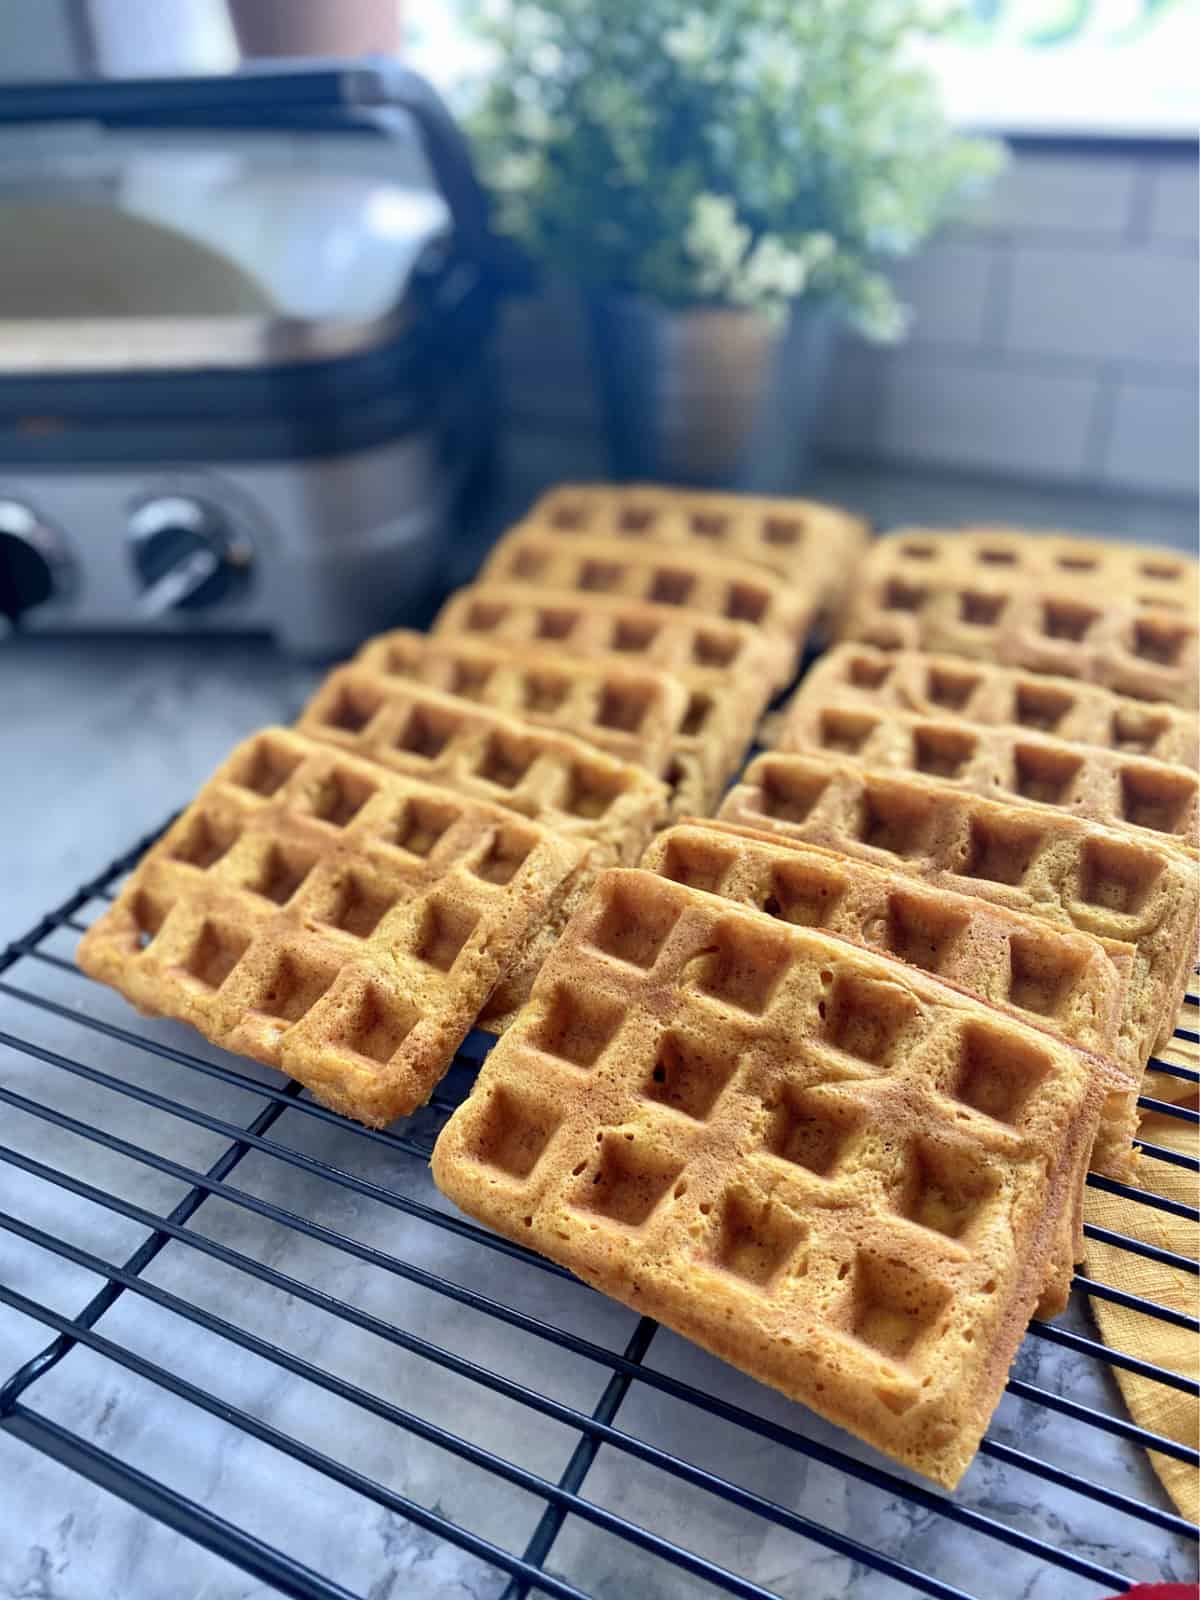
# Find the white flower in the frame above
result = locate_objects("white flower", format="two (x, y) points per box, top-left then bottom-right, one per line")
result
(684, 194), (751, 298)
(663, 13), (716, 67)
(855, 279), (911, 341)
(737, 235), (809, 305)
(492, 151), (542, 193)
(512, 3), (556, 42)
(529, 42), (563, 78)
(513, 98), (557, 143)
(799, 231), (838, 270)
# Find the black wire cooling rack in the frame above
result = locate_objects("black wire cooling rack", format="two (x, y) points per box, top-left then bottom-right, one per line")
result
(1, 822), (1197, 1600)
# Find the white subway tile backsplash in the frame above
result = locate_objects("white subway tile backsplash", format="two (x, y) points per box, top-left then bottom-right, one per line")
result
(498, 153), (1196, 499)
(1146, 160), (1200, 243)
(829, 352), (1096, 480)
(966, 152), (1139, 236)
(1006, 244), (1198, 366)
(818, 339), (885, 456)
(892, 239), (995, 347)
(1103, 378), (1200, 496)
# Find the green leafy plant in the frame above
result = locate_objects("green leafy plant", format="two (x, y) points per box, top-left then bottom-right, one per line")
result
(464, 0), (1004, 337)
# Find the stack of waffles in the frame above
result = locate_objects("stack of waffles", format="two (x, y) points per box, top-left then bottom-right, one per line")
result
(427, 481), (871, 814)
(77, 495), (1197, 1487)
(432, 517), (1200, 1488)
(78, 481), (866, 1118)
(837, 526), (1198, 706)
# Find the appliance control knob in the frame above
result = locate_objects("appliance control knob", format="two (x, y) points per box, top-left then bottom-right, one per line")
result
(0, 500), (73, 625)
(130, 497), (252, 614)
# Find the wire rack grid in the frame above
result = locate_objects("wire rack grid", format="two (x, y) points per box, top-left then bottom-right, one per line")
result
(0, 815), (1197, 1600)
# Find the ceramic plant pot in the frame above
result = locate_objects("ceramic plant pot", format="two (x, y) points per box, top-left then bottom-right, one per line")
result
(586, 293), (836, 489)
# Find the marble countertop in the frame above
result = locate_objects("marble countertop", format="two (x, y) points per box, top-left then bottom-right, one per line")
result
(1, 465), (1195, 1600)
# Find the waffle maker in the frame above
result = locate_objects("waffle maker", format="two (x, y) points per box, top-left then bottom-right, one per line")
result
(0, 61), (515, 655)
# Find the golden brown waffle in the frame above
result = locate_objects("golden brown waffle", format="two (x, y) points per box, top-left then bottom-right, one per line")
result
(787, 645), (1200, 770)
(432, 867), (1106, 1487)
(474, 869), (594, 1036)
(719, 752), (1200, 1177)
(76, 729), (582, 1127)
(297, 667), (667, 868)
(478, 527), (811, 685)
(432, 586), (779, 817)
(352, 630), (688, 782)
(433, 581), (780, 683)
(839, 560), (1198, 709)
(772, 693), (1200, 853)
(640, 817), (1137, 1307)
(642, 820), (1128, 1079)
(865, 527), (1198, 613)
(518, 481), (870, 621)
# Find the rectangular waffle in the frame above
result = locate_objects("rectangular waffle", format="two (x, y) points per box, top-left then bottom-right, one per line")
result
(477, 527), (811, 685)
(641, 820), (1129, 1078)
(432, 586), (779, 817)
(787, 645), (1200, 770)
(76, 729), (583, 1126)
(432, 868), (1108, 1488)
(640, 817), (1137, 1308)
(297, 666), (668, 868)
(719, 752), (1200, 1177)
(861, 527), (1197, 613)
(474, 870), (594, 1036)
(839, 561), (1198, 709)
(771, 693), (1200, 853)
(433, 582), (780, 683)
(518, 481), (870, 624)
(352, 630), (688, 782)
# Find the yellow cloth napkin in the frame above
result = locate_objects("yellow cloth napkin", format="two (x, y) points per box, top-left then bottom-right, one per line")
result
(1083, 1009), (1199, 1523)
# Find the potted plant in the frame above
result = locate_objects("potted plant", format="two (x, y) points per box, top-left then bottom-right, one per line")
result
(463, 0), (1003, 486)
